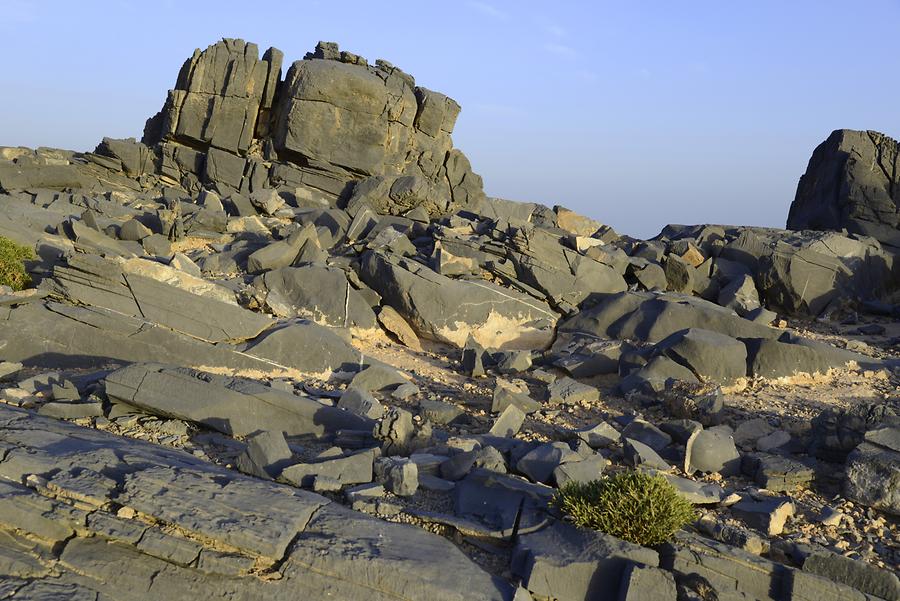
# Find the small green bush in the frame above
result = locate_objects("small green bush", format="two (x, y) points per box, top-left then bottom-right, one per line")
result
(0, 237), (34, 291)
(551, 471), (697, 547)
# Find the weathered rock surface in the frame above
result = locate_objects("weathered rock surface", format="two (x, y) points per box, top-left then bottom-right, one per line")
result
(105, 363), (372, 437)
(0, 405), (512, 600)
(0, 37), (898, 600)
(360, 251), (556, 349)
(789, 129), (900, 248)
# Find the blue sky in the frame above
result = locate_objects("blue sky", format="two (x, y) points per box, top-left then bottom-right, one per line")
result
(1, 0), (898, 238)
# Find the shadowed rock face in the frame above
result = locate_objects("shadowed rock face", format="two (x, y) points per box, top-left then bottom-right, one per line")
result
(788, 129), (900, 247)
(140, 38), (484, 215)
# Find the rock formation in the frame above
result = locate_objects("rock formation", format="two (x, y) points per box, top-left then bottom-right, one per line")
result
(0, 39), (897, 601)
(788, 129), (900, 247)
(139, 39), (484, 215)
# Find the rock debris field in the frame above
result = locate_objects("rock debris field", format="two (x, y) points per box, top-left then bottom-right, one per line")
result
(0, 39), (898, 601)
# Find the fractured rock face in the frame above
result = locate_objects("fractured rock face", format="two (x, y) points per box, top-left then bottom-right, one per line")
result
(140, 38), (485, 214)
(789, 129), (900, 247)
(360, 250), (557, 350)
(144, 39), (283, 155)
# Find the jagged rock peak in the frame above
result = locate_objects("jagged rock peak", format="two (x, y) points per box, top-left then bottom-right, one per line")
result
(788, 128), (900, 247)
(140, 38), (485, 216)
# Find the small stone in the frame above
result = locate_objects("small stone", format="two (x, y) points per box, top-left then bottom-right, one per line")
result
(623, 438), (671, 470)
(734, 418), (775, 447)
(573, 422), (621, 448)
(492, 379), (541, 414)
(684, 426), (741, 476)
(338, 388), (384, 419)
(489, 404), (526, 438)
(377, 305), (423, 351)
(756, 430), (791, 452)
(547, 377), (599, 405)
(516, 442), (579, 484)
(731, 496), (794, 536)
(621, 419), (672, 451)
(418, 399), (462, 425)
(392, 382), (420, 400)
(818, 506), (844, 527)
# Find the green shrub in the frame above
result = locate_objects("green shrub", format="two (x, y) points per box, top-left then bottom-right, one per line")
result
(0, 237), (34, 291)
(551, 471), (697, 546)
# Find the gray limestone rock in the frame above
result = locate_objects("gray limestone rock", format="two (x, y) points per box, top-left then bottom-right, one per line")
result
(360, 251), (557, 350)
(552, 455), (609, 486)
(489, 404), (526, 438)
(337, 387), (384, 419)
(618, 563), (677, 601)
(844, 435), (900, 516)
(235, 430), (294, 479)
(561, 291), (777, 345)
(788, 129), (900, 248)
(0, 404), (511, 599)
(621, 419), (672, 451)
(573, 421), (621, 448)
(377, 304), (423, 350)
(516, 442), (580, 484)
(717, 273), (761, 316)
(374, 407), (415, 455)
(492, 380), (541, 414)
(652, 328), (748, 383)
(282, 448), (376, 488)
(239, 320), (374, 374)
(418, 400), (462, 425)
(512, 521), (659, 601)
(623, 438), (671, 471)
(547, 377), (599, 405)
(105, 363), (372, 437)
(46, 253), (274, 344)
(375, 456), (419, 496)
(745, 453), (815, 492)
(730, 496), (795, 536)
(802, 550), (900, 601)
(257, 265), (378, 329)
(684, 426), (741, 476)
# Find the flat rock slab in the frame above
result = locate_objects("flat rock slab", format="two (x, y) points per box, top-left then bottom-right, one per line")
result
(0, 404), (513, 600)
(47, 254), (273, 343)
(239, 321), (378, 375)
(0, 301), (276, 372)
(105, 363), (372, 437)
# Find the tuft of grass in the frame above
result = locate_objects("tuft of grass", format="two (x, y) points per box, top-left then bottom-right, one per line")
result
(551, 471), (697, 547)
(0, 237), (34, 291)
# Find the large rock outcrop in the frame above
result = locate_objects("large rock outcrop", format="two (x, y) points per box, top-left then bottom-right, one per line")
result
(140, 39), (484, 214)
(788, 129), (900, 247)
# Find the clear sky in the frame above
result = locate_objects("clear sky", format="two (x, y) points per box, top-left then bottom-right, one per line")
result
(1, 0), (898, 238)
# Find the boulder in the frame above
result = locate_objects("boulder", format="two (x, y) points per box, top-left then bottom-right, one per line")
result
(257, 265), (377, 330)
(360, 251), (557, 350)
(844, 428), (900, 516)
(512, 521), (659, 601)
(684, 426), (741, 476)
(652, 328), (747, 383)
(788, 129), (900, 247)
(560, 291), (777, 345)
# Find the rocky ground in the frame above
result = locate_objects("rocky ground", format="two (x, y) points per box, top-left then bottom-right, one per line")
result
(0, 39), (898, 601)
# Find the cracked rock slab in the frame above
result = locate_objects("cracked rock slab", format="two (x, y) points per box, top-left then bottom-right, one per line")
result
(0, 404), (513, 600)
(105, 363), (373, 438)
